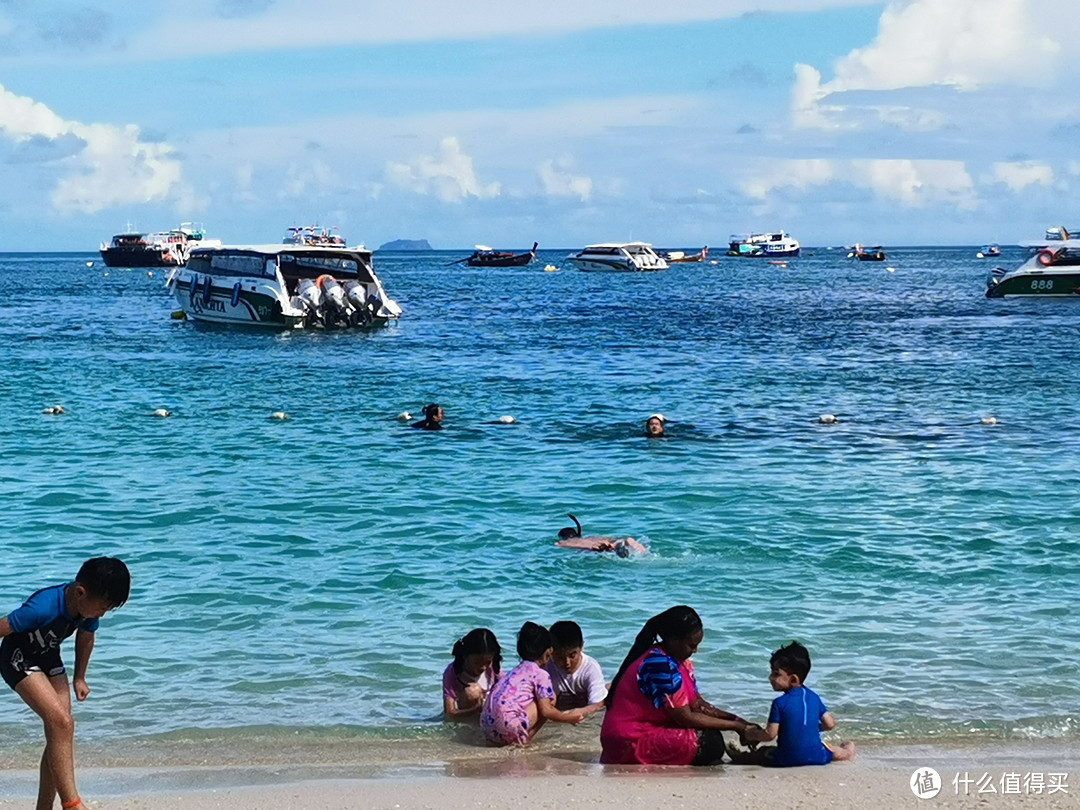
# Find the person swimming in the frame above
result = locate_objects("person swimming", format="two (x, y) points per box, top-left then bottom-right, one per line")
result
(412, 403), (444, 430)
(644, 414), (666, 437)
(554, 515), (646, 557)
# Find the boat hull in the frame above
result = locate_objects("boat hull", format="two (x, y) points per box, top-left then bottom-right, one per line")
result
(100, 247), (178, 268)
(986, 270), (1080, 298)
(466, 253), (535, 267)
(567, 258), (662, 272)
(171, 275), (304, 328)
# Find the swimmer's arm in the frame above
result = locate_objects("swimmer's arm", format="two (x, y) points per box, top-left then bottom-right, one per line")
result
(537, 697), (585, 724)
(820, 712), (836, 731)
(73, 629), (94, 701)
(0, 617), (10, 638)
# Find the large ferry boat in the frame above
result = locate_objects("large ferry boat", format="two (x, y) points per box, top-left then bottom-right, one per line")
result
(727, 231), (801, 258)
(165, 243), (401, 329)
(99, 223), (220, 268)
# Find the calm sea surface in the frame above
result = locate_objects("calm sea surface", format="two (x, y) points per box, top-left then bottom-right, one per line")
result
(1, 246), (1078, 752)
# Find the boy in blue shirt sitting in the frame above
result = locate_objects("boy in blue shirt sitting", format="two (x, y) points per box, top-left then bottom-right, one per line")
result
(729, 641), (855, 766)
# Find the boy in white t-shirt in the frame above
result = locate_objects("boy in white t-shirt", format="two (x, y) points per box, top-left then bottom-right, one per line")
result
(545, 621), (607, 715)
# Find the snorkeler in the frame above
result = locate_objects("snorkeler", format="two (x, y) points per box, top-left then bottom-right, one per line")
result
(554, 515), (646, 557)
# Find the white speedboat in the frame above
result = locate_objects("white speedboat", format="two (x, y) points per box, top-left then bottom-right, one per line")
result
(986, 238), (1080, 298)
(165, 244), (402, 328)
(565, 242), (668, 272)
(100, 222), (221, 268)
(727, 231), (801, 258)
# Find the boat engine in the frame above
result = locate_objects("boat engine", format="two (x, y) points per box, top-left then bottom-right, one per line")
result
(343, 280), (377, 326)
(292, 278), (323, 327)
(316, 275), (350, 327)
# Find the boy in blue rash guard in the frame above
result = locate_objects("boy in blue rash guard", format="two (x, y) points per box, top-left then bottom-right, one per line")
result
(728, 641), (855, 766)
(0, 557), (130, 810)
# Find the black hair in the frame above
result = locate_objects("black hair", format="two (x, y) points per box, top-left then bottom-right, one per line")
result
(451, 628), (501, 676)
(76, 557), (130, 608)
(770, 641), (812, 682)
(516, 621), (552, 661)
(423, 403), (441, 419)
(549, 620), (584, 649)
(605, 606), (702, 708)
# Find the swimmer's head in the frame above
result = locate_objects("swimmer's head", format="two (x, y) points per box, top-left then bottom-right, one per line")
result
(645, 414), (666, 437)
(423, 403), (444, 423)
(614, 539), (631, 558)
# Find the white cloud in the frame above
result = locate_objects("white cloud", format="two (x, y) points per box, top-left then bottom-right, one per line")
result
(742, 158), (976, 209)
(538, 158), (592, 201)
(1068, 161), (1080, 176)
(0, 82), (182, 214)
(385, 136), (500, 203)
(992, 161), (1054, 191)
(792, 0), (1067, 129)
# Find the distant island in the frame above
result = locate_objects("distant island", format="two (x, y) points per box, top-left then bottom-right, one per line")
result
(376, 239), (433, 251)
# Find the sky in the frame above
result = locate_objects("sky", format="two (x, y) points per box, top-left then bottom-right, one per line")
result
(0, 0), (1077, 250)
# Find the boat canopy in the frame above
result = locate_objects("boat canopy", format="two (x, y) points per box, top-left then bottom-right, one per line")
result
(188, 246), (378, 283)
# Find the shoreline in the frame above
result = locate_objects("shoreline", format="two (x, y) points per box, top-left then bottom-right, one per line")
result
(1, 739), (1076, 807)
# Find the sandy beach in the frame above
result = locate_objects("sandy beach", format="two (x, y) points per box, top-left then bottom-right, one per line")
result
(1, 741), (1076, 809)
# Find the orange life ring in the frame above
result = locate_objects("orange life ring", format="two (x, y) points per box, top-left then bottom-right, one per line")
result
(1037, 249), (1057, 267)
(315, 274), (336, 289)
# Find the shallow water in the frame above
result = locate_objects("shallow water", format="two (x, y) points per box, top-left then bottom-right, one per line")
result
(1, 246), (1078, 751)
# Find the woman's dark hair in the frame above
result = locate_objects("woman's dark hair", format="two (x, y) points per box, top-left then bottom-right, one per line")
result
(516, 621), (552, 661)
(76, 557), (130, 608)
(451, 628), (501, 675)
(605, 606), (702, 708)
(423, 403), (440, 419)
(770, 641), (811, 681)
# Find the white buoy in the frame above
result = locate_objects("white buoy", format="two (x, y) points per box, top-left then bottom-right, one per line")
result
(543, 265), (558, 273)
(270, 411), (289, 421)
(980, 416), (998, 426)
(152, 408), (171, 418)
(818, 414), (837, 424)
(85, 261), (94, 268)
(887, 267), (896, 273)
(396, 412), (411, 422)
(42, 405), (65, 415)
(498, 415), (516, 424)
(147, 271), (154, 278)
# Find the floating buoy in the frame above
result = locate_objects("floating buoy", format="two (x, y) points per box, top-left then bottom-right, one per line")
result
(85, 261), (94, 268)
(396, 412), (412, 422)
(42, 405), (65, 415)
(976, 252), (986, 259)
(887, 267), (896, 273)
(270, 411), (289, 421)
(171, 310), (187, 320)
(498, 415), (516, 424)
(980, 416), (998, 426)
(152, 408), (171, 418)
(818, 414), (837, 424)
(103, 272), (109, 277)
(543, 265), (558, 272)
(148, 271), (154, 278)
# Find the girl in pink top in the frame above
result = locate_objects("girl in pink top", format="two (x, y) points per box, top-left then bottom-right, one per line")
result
(481, 622), (588, 746)
(442, 628), (503, 721)
(600, 606), (754, 765)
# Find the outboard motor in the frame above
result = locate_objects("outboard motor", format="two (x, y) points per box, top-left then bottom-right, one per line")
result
(316, 275), (349, 327)
(292, 278), (323, 327)
(343, 280), (375, 326)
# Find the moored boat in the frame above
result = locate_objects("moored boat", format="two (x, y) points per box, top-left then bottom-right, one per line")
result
(661, 246), (708, 263)
(283, 226), (347, 247)
(165, 243), (401, 328)
(986, 239), (1080, 298)
(565, 242), (668, 272)
(99, 222), (221, 268)
(727, 231), (800, 258)
(976, 244), (1001, 259)
(460, 242), (538, 267)
(849, 244), (886, 261)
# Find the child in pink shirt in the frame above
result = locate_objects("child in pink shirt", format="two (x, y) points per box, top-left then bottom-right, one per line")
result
(480, 622), (587, 746)
(442, 628), (502, 721)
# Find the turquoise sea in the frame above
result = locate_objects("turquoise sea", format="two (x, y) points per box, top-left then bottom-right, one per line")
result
(1, 246), (1078, 756)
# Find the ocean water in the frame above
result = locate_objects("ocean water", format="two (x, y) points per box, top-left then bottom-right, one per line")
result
(1, 246), (1078, 756)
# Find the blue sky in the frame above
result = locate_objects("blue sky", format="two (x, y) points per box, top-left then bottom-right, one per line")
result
(0, 0), (1076, 250)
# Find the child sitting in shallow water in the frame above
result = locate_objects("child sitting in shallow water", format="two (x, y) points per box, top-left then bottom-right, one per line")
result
(480, 622), (587, 745)
(729, 641), (855, 766)
(442, 628), (502, 721)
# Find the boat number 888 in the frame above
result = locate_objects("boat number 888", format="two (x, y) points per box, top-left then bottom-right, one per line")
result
(1031, 279), (1055, 291)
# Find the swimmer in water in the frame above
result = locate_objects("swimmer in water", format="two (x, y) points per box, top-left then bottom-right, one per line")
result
(644, 414), (666, 437)
(412, 403), (444, 431)
(554, 514), (646, 557)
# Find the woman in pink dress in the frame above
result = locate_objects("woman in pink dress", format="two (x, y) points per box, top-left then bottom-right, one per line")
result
(600, 605), (754, 765)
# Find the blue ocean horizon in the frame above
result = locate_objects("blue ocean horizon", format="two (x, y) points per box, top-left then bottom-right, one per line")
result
(1, 246), (1078, 753)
